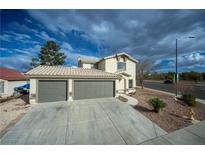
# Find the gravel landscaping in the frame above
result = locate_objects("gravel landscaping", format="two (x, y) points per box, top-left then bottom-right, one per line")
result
(132, 88), (205, 132)
(0, 95), (31, 134)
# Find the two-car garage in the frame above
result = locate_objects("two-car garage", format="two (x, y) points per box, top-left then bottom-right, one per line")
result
(37, 80), (115, 103)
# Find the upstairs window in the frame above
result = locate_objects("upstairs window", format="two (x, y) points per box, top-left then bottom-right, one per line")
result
(117, 62), (126, 71)
(129, 79), (133, 88)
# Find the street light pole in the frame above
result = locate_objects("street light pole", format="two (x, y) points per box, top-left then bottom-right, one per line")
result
(175, 39), (178, 97)
(175, 36), (195, 98)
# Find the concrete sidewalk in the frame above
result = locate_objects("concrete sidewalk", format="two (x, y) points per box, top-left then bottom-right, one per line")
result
(141, 120), (205, 145)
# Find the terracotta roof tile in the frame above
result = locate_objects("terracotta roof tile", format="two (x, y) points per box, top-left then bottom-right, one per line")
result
(0, 68), (28, 81)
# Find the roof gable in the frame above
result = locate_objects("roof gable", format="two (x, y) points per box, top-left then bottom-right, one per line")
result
(97, 52), (139, 64)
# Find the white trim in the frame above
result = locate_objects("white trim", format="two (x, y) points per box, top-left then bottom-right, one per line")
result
(68, 79), (73, 101)
(98, 52), (139, 64)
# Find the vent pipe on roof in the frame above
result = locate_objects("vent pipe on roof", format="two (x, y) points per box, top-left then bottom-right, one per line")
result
(77, 56), (81, 67)
(77, 56), (81, 61)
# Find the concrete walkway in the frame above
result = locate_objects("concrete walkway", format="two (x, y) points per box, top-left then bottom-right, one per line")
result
(0, 98), (166, 145)
(141, 120), (205, 145)
(119, 94), (138, 106)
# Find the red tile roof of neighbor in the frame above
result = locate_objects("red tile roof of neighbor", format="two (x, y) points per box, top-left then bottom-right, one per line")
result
(0, 68), (28, 81)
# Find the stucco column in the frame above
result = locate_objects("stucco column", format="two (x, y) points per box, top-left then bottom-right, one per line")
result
(115, 79), (119, 97)
(29, 79), (37, 104)
(68, 79), (73, 101)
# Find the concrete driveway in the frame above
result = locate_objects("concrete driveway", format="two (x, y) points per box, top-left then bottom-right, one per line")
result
(0, 98), (166, 145)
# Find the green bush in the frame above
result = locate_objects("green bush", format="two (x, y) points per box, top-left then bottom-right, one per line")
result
(182, 94), (197, 106)
(148, 98), (166, 113)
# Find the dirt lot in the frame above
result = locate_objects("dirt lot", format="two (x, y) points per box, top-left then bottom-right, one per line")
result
(0, 95), (31, 134)
(132, 88), (205, 132)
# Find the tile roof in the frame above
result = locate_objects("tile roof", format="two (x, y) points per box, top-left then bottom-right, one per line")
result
(25, 65), (119, 79)
(0, 68), (28, 81)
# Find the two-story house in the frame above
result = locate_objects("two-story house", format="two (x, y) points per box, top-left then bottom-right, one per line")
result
(78, 52), (138, 94)
(26, 52), (138, 104)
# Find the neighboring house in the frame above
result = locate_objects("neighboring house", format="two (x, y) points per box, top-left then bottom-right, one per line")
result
(26, 52), (138, 104)
(0, 68), (28, 97)
(78, 52), (138, 94)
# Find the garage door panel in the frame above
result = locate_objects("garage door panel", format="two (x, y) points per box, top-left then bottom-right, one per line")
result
(38, 80), (67, 103)
(74, 80), (114, 100)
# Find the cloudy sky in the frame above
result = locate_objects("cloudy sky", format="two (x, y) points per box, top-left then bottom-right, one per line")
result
(1, 9), (205, 72)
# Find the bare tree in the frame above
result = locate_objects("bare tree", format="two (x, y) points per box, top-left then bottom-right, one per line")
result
(136, 60), (153, 89)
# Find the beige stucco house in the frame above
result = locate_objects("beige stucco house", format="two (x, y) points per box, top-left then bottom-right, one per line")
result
(78, 52), (138, 94)
(26, 52), (138, 104)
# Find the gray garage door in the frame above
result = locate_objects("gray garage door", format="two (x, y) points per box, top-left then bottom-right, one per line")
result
(74, 80), (115, 100)
(38, 80), (67, 103)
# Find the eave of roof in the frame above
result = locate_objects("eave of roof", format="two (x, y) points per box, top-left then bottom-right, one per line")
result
(27, 75), (119, 79)
(0, 68), (28, 81)
(96, 52), (139, 64)
(0, 77), (28, 81)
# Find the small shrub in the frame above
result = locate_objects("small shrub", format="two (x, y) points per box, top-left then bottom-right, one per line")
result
(182, 94), (197, 106)
(148, 98), (166, 113)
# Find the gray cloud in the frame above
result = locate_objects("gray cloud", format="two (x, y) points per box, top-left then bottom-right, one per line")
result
(27, 10), (205, 71)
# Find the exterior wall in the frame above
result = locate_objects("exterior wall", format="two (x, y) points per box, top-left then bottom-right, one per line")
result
(0, 79), (8, 97)
(82, 63), (92, 69)
(102, 56), (137, 94)
(0, 79), (27, 97)
(68, 79), (73, 101)
(105, 58), (117, 73)
(116, 78), (125, 94)
(97, 60), (105, 71)
(29, 78), (73, 104)
(8, 81), (28, 96)
(29, 78), (116, 104)
(125, 59), (136, 88)
(29, 79), (37, 104)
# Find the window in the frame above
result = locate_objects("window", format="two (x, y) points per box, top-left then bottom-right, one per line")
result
(117, 62), (126, 71)
(129, 79), (133, 88)
(0, 81), (4, 93)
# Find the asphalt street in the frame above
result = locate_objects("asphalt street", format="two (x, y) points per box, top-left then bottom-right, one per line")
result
(138, 80), (205, 100)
